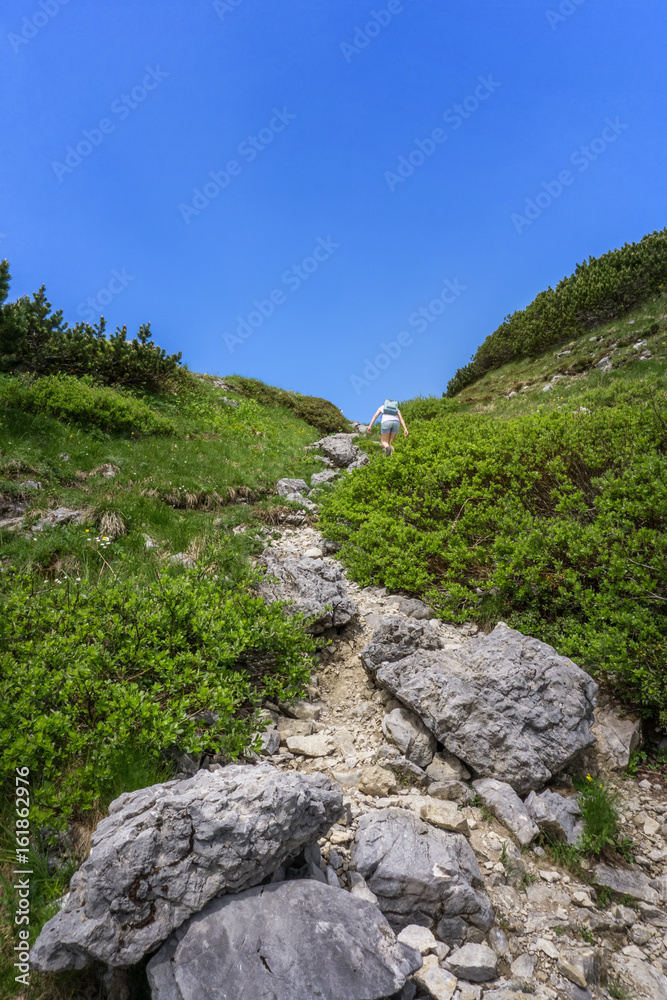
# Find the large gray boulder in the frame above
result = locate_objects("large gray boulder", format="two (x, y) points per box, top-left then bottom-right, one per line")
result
(258, 546), (357, 632)
(147, 880), (421, 1000)
(361, 619), (597, 794)
(30, 765), (342, 971)
(382, 706), (437, 768)
(352, 807), (494, 942)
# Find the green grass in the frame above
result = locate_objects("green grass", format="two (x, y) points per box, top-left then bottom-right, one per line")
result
(0, 370), (337, 999)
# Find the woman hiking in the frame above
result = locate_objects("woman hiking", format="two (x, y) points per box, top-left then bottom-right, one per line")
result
(366, 398), (408, 456)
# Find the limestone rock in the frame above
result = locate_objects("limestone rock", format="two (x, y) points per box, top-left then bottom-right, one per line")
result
(593, 862), (660, 905)
(382, 706), (437, 768)
(397, 923), (438, 955)
(426, 751), (471, 783)
(524, 788), (583, 845)
(286, 733), (333, 757)
(310, 469), (339, 487)
(427, 780), (474, 805)
(30, 765), (342, 971)
(420, 799), (470, 836)
(276, 478), (309, 496)
(258, 545), (357, 632)
(446, 942), (497, 982)
(471, 779), (539, 846)
(612, 956), (667, 1000)
(557, 948), (602, 989)
(147, 880), (422, 1000)
(412, 954), (458, 1000)
(316, 434), (362, 468)
(361, 619), (597, 794)
(510, 953), (536, 978)
(358, 765), (399, 797)
(352, 807), (494, 940)
(591, 706), (642, 771)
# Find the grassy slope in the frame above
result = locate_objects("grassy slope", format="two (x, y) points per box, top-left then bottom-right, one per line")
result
(0, 375), (325, 585)
(0, 373), (335, 1000)
(455, 293), (667, 414)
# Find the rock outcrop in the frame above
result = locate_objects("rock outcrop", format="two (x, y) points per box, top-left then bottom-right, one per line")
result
(147, 880), (421, 1000)
(361, 619), (598, 793)
(352, 807), (494, 941)
(258, 546), (357, 632)
(30, 766), (342, 971)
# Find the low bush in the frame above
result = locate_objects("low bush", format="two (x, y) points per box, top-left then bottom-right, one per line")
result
(319, 379), (667, 721)
(225, 375), (349, 434)
(0, 374), (176, 435)
(0, 570), (315, 826)
(398, 395), (460, 422)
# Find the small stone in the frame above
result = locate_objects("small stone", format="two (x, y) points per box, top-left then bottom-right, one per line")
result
(488, 926), (508, 957)
(446, 943), (497, 982)
(538, 870), (560, 883)
(645, 817), (660, 837)
(631, 924), (654, 946)
(428, 780), (473, 804)
(471, 778), (539, 847)
(557, 948), (601, 989)
(413, 954), (458, 1000)
(358, 765), (399, 797)
(276, 478), (309, 496)
(511, 953), (537, 978)
(536, 938), (559, 959)
(285, 734), (333, 757)
(303, 547), (323, 559)
(426, 751), (471, 783)
(420, 799), (470, 836)
(397, 924), (438, 955)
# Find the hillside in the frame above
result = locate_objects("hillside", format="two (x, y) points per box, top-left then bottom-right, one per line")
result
(2, 259), (667, 1000)
(446, 227), (667, 398)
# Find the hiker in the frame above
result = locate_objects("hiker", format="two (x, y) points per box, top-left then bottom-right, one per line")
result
(366, 398), (408, 455)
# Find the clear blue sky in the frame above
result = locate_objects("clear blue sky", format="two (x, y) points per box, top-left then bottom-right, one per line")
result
(2, 0), (665, 419)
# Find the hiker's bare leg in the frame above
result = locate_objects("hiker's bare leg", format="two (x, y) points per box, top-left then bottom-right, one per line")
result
(381, 431), (397, 455)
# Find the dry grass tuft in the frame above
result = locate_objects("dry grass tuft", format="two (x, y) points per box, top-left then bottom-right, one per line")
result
(98, 510), (126, 539)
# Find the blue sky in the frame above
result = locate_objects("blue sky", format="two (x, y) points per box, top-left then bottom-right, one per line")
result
(1, 0), (665, 419)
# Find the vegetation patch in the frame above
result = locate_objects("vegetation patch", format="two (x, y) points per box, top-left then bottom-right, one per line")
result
(224, 375), (350, 435)
(319, 375), (667, 721)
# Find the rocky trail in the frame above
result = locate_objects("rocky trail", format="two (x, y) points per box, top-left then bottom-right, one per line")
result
(30, 433), (667, 1000)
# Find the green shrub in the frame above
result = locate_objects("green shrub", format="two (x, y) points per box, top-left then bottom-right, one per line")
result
(319, 380), (667, 720)
(446, 228), (667, 396)
(0, 570), (314, 825)
(0, 260), (184, 391)
(225, 375), (349, 434)
(0, 374), (175, 435)
(399, 395), (459, 422)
